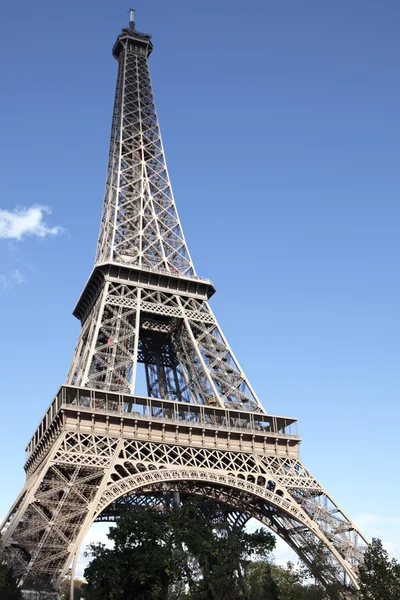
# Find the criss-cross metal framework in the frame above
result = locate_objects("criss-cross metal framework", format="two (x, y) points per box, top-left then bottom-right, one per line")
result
(0, 14), (368, 597)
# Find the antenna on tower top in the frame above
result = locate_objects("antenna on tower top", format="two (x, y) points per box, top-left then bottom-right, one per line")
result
(129, 8), (136, 29)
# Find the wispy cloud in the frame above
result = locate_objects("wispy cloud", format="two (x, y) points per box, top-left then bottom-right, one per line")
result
(355, 513), (400, 560)
(0, 269), (23, 292)
(357, 513), (400, 528)
(0, 206), (62, 240)
(76, 522), (115, 578)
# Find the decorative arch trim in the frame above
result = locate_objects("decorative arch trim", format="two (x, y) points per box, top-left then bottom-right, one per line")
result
(93, 466), (359, 588)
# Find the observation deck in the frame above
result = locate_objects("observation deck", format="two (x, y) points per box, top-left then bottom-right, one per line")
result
(112, 23), (153, 59)
(25, 385), (300, 476)
(74, 263), (216, 323)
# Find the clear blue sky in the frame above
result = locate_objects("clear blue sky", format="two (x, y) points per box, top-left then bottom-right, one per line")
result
(1, 0), (400, 558)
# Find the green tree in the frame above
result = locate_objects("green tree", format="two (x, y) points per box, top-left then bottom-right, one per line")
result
(84, 508), (189, 600)
(246, 560), (341, 600)
(0, 563), (22, 600)
(296, 540), (352, 600)
(186, 524), (275, 600)
(358, 538), (400, 599)
(59, 577), (87, 599)
(84, 497), (276, 600)
(270, 562), (304, 600)
(246, 561), (282, 600)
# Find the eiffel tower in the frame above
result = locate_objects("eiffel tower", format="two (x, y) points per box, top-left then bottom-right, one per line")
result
(0, 11), (368, 596)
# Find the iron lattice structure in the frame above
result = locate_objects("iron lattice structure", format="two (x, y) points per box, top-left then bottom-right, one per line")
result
(0, 14), (368, 596)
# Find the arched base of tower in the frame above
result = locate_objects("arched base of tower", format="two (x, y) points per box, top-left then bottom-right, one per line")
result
(1, 430), (366, 595)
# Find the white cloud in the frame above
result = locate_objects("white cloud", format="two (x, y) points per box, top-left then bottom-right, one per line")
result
(75, 522), (115, 578)
(356, 514), (400, 528)
(0, 206), (62, 240)
(355, 513), (400, 560)
(272, 536), (298, 566)
(0, 269), (23, 292)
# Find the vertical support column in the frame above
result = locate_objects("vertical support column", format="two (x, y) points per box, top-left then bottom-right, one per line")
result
(176, 297), (221, 405)
(69, 550), (79, 600)
(129, 288), (142, 395)
(110, 42), (127, 258)
(81, 282), (110, 387)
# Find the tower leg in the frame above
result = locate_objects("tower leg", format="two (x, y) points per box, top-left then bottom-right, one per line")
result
(3, 428), (367, 593)
(70, 551), (78, 600)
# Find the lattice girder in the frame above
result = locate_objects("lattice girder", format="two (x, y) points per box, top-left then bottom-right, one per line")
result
(95, 489), (251, 533)
(67, 277), (264, 411)
(96, 27), (194, 276)
(0, 430), (365, 592)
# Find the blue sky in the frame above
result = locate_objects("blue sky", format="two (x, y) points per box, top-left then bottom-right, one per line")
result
(1, 0), (400, 564)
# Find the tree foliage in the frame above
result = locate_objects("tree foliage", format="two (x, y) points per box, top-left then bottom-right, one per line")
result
(83, 497), (275, 600)
(247, 560), (347, 600)
(358, 538), (400, 599)
(0, 563), (22, 600)
(16, 516), (400, 599)
(295, 541), (350, 600)
(82, 495), (364, 600)
(59, 577), (86, 600)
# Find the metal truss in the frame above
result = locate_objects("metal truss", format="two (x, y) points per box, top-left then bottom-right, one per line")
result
(0, 14), (368, 598)
(95, 21), (194, 276)
(96, 488), (251, 531)
(67, 282), (263, 412)
(1, 430), (365, 592)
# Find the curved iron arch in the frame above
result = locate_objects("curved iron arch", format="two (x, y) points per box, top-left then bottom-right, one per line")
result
(63, 466), (361, 593)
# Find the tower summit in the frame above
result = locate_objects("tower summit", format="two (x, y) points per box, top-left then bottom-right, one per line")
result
(0, 14), (368, 596)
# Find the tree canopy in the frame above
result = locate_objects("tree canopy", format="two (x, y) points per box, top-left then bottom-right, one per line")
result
(83, 497), (275, 600)
(358, 538), (400, 600)
(0, 563), (22, 600)
(59, 577), (86, 600)
(82, 497), (400, 600)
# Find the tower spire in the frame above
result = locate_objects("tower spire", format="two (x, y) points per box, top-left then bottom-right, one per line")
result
(129, 7), (136, 30)
(97, 14), (194, 277)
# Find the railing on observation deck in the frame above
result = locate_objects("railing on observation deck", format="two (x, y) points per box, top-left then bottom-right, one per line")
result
(135, 262), (212, 285)
(26, 385), (299, 456)
(98, 260), (213, 286)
